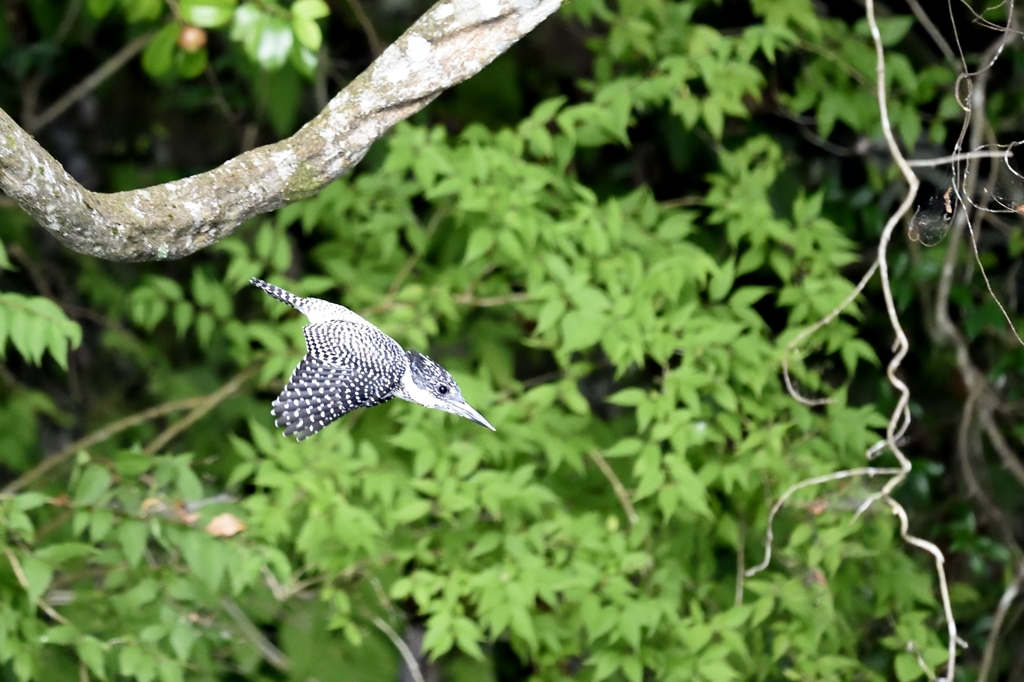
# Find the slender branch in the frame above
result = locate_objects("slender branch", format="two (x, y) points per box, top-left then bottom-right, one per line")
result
(4, 547), (71, 625)
(978, 409), (1024, 490)
(781, 260), (879, 406)
(28, 32), (154, 134)
(906, 639), (939, 682)
(366, 201), (449, 316)
(957, 386), (1014, 540)
(452, 292), (531, 307)
(866, 3), (958, 678)
(371, 616), (425, 682)
(54, 0), (83, 45)
(341, 0), (384, 56)
(734, 520), (745, 606)
(905, 0), (956, 62)
(745, 467), (901, 577)
(2, 397), (203, 494)
(221, 598), (291, 672)
(978, 560), (1024, 682)
(906, 150), (1010, 167)
(587, 450), (638, 527)
(4, 365), (255, 493)
(144, 365), (260, 454)
(0, 0), (561, 262)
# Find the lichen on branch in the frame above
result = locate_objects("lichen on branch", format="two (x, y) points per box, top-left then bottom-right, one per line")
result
(0, 0), (561, 262)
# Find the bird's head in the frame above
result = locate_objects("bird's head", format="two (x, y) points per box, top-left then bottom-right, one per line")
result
(399, 350), (495, 431)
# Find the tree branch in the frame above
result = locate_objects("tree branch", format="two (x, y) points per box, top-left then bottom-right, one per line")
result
(26, 32), (154, 134)
(0, 0), (561, 262)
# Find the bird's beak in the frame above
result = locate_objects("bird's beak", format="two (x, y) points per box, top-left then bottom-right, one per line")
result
(446, 400), (496, 431)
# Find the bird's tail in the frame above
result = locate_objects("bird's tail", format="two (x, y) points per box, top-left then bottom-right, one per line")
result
(250, 278), (304, 310)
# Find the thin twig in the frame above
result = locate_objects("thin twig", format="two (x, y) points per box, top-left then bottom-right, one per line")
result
(886, 497), (963, 678)
(781, 261), (879, 406)
(745, 467), (901, 577)
(144, 365), (260, 454)
(342, 0), (383, 55)
(978, 560), (1024, 682)
(4, 546), (71, 625)
(221, 598), (290, 671)
(452, 292), (531, 307)
(365, 202), (449, 316)
(867, 2), (958, 678)
(54, 0), (83, 45)
(978, 409), (1024, 489)
(907, 150), (1010, 167)
(371, 616), (425, 682)
(945, 12), (1024, 348)
(2, 397), (204, 495)
(587, 450), (638, 526)
(906, 640), (939, 681)
(735, 520), (745, 606)
(957, 385), (1016, 542)
(27, 32), (154, 133)
(905, 0), (956, 61)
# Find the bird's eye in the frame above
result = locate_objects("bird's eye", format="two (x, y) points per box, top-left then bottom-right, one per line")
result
(437, 384), (449, 395)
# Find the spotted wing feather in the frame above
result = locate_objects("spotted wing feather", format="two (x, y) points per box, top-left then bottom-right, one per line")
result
(272, 320), (406, 440)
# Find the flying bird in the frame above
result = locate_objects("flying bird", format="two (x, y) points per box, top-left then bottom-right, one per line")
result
(251, 278), (495, 440)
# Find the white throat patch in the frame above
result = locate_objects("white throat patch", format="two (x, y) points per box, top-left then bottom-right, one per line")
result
(395, 364), (442, 409)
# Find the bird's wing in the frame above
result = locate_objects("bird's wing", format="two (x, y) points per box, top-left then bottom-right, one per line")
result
(271, 321), (405, 440)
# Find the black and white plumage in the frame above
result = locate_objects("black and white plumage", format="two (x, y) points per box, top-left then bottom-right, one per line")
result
(251, 278), (495, 440)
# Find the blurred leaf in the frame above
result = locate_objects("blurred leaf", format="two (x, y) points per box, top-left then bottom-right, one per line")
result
(142, 23), (180, 77)
(180, 0), (237, 28)
(74, 465), (112, 506)
(291, 17), (321, 53)
(19, 555), (53, 604)
(292, 0), (329, 20)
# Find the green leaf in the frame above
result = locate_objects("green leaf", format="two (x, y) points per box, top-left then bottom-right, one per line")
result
(118, 644), (144, 678)
(708, 258), (735, 302)
(177, 532), (226, 592)
(176, 464), (204, 501)
(180, 0), (237, 28)
(463, 230), (495, 263)
(894, 652), (925, 682)
(35, 542), (95, 564)
(118, 520), (149, 568)
(123, 0), (163, 22)
(0, 239), (13, 271)
(13, 492), (48, 511)
(76, 636), (108, 680)
(169, 621), (198, 661)
(855, 16), (915, 46)
(253, 17), (294, 70)
(290, 43), (318, 78)
(534, 297), (566, 334)
(176, 47), (208, 78)
(292, 0), (329, 20)
(90, 508), (115, 542)
(158, 659), (184, 682)
(142, 23), (180, 77)
(74, 464), (112, 506)
(19, 555), (53, 604)
(230, 2), (263, 40)
(86, 0), (115, 18)
(391, 498), (432, 524)
(452, 616), (485, 660)
(560, 309), (607, 353)
(0, 293), (82, 369)
(291, 17), (321, 51)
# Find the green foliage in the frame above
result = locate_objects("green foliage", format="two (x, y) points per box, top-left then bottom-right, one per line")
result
(1, 0), (1020, 681)
(0, 293), (81, 370)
